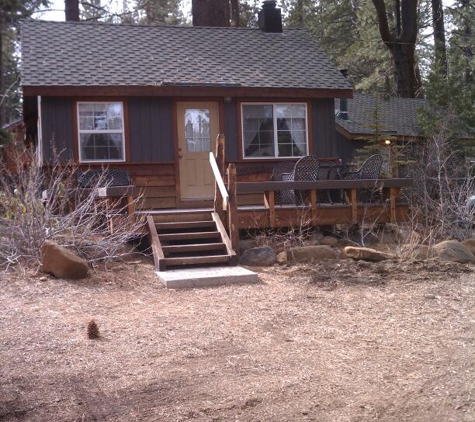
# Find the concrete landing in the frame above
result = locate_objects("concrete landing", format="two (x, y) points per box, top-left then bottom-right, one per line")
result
(156, 266), (259, 289)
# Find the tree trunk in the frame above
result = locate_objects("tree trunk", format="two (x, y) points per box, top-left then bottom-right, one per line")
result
(431, 0), (447, 77)
(65, 0), (80, 21)
(192, 0), (231, 27)
(372, 0), (421, 97)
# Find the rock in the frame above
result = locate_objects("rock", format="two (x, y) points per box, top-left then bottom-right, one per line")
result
(309, 231), (324, 243)
(462, 239), (475, 256)
(320, 236), (338, 247)
(344, 246), (394, 261)
(434, 240), (475, 263)
(287, 245), (339, 263)
(240, 246), (276, 267)
(41, 240), (89, 279)
(276, 251), (287, 265)
(239, 239), (258, 252)
(409, 244), (431, 260)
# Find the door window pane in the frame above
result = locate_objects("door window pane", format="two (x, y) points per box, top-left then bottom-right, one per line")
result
(184, 108), (211, 153)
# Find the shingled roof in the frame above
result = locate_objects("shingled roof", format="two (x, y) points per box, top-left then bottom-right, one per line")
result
(21, 20), (351, 92)
(335, 93), (427, 139)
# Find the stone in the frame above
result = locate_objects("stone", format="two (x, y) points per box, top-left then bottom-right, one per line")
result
(344, 246), (394, 261)
(462, 239), (475, 256)
(276, 251), (287, 265)
(239, 239), (258, 252)
(320, 236), (338, 247)
(240, 246), (276, 267)
(41, 240), (89, 279)
(287, 245), (339, 263)
(433, 240), (475, 263)
(409, 244), (431, 260)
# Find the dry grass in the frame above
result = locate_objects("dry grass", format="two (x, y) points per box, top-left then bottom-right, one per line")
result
(1, 256), (475, 421)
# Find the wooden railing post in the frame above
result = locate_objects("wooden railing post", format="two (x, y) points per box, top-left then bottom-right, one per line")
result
(227, 163), (239, 256)
(214, 134), (226, 220)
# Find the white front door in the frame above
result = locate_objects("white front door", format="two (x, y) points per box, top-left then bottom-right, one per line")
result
(177, 102), (219, 200)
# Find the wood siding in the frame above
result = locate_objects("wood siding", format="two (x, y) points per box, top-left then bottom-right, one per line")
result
(128, 97), (174, 162)
(41, 97), (74, 162)
(336, 132), (366, 164)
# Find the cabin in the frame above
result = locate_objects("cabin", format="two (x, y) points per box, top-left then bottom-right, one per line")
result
(335, 93), (427, 167)
(20, 1), (411, 269)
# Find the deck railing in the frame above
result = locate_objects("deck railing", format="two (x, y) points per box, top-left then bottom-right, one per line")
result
(210, 134), (239, 255)
(236, 178), (412, 228)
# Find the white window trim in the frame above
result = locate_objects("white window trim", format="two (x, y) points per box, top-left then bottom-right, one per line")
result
(241, 102), (309, 160)
(77, 101), (126, 163)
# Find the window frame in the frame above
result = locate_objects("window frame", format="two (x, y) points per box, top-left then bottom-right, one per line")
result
(240, 102), (309, 160)
(76, 101), (126, 163)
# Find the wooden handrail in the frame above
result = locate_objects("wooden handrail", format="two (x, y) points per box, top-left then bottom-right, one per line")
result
(209, 151), (229, 206)
(236, 178), (412, 193)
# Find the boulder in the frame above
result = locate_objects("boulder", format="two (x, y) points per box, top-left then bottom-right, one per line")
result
(462, 239), (475, 256)
(287, 245), (339, 263)
(239, 239), (258, 253)
(410, 244), (431, 260)
(240, 246), (276, 267)
(320, 236), (338, 247)
(276, 251), (287, 265)
(344, 246), (394, 261)
(41, 240), (89, 279)
(434, 240), (475, 263)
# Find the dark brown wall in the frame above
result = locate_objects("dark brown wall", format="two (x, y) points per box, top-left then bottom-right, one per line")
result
(128, 97), (174, 162)
(336, 131), (365, 163)
(311, 98), (337, 157)
(41, 96), (175, 163)
(223, 99), (238, 161)
(41, 97), (74, 162)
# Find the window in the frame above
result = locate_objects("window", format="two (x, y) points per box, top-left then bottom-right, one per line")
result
(184, 108), (211, 152)
(77, 102), (125, 162)
(242, 103), (308, 158)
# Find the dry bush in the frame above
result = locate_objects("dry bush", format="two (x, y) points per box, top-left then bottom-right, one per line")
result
(0, 146), (145, 270)
(403, 118), (475, 245)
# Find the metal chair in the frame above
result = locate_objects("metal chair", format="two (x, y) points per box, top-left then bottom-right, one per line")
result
(281, 155), (320, 205)
(340, 154), (383, 203)
(271, 161), (296, 204)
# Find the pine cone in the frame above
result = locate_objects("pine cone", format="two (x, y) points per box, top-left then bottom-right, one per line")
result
(87, 319), (100, 339)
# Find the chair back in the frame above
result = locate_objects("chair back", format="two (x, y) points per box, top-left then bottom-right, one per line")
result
(271, 162), (295, 181)
(78, 169), (131, 188)
(293, 155), (320, 181)
(360, 154), (383, 179)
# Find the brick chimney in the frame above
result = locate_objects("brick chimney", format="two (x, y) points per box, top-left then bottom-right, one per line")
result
(258, 1), (283, 33)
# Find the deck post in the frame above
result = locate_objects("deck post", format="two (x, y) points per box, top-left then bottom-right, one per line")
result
(214, 134), (226, 221)
(227, 163), (240, 256)
(350, 188), (358, 224)
(389, 187), (397, 223)
(310, 190), (318, 225)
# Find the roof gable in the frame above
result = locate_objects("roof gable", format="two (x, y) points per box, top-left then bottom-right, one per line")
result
(21, 20), (351, 92)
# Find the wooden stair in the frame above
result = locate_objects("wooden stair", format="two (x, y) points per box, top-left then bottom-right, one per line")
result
(147, 212), (237, 271)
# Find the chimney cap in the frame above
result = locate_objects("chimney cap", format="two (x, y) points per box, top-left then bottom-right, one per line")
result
(262, 0), (277, 8)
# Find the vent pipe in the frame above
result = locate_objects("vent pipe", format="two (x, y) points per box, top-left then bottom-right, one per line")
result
(339, 69), (349, 120)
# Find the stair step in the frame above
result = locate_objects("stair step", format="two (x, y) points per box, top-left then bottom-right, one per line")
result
(162, 243), (226, 254)
(159, 231), (221, 242)
(163, 255), (231, 267)
(155, 220), (215, 232)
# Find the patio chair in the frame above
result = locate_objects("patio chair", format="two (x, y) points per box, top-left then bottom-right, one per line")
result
(271, 161), (296, 204)
(340, 154), (383, 203)
(281, 155), (320, 205)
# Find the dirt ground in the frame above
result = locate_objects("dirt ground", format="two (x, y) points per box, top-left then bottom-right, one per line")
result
(1, 256), (475, 422)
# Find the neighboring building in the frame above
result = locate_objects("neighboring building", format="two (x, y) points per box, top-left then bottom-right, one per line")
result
(21, 1), (352, 209)
(335, 92), (427, 164)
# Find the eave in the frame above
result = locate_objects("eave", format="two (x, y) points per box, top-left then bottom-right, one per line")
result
(23, 85), (353, 99)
